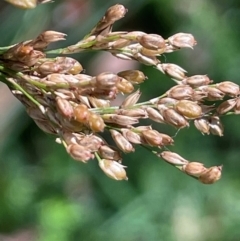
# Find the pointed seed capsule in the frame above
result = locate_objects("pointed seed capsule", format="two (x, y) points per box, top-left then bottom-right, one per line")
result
(175, 100), (202, 118)
(168, 33), (197, 49)
(161, 108), (189, 128)
(118, 70), (146, 84)
(198, 166), (222, 184)
(56, 97), (74, 118)
(142, 130), (163, 147)
(116, 78), (134, 93)
(110, 129), (134, 153)
(157, 63), (187, 80)
(67, 144), (93, 163)
(120, 90), (141, 108)
(194, 118), (210, 135)
(182, 162), (207, 177)
(74, 104), (90, 123)
(216, 99), (236, 115)
(138, 34), (165, 50)
(98, 145), (122, 161)
(160, 151), (189, 165)
(182, 75), (211, 87)
(88, 113), (105, 132)
(167, 85), (194, 100)
(99, 159), (128, 181)
(209, 116), (224, 136)
(216, 81), (239, 97)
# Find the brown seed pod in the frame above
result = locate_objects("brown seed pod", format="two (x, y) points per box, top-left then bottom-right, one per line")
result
(118, 70), (146, 84)
(175, 100), (202, 118)
(194, 118), (210, 135)
(142, 130), (163, 147)
(161, 108), (189, 128)
(157, 63), (187, 80)
(88, 113), (105, 132)
(182, 162), (207, 177)
(216, 99), (236, 115)
(168, 33), (197, 49)
(160, 151), (189, 165)
(74, 104), (90, 123)
(56, 97), (74, 118)
(67, 144), (93, 163)
(98, 159), (128, 181)
(216, 81), (239, 97)
(182, 75), (211, 87)
(167, 85), (194, 100)
(138, 34), (166, 50)
(98, 145), (122, 161)
(198, 166), (222, 184)
(209, 116), (224, 136)
(110, 129), (134, 153)
(116, 78), (134, 93)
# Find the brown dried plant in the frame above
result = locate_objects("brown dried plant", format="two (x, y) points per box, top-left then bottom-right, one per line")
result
(2, 2), (237, 184)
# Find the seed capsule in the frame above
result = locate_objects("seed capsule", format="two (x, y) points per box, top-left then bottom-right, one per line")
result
(138, 34), (166, 50)
(160, 151), (189, 165)
(120, 90), (141, 108)
(88, 113), (105, 132)
(216, 81), (239, 96)
(175, 100), (202, 118)
(110, 129), (134, 153)
(183, 162), (207, 177)
(167, 85), (194, 100)
(98, 145), (122, 161)
(145, 107), (165, 123)
(168, 33), (197, 49)
(67, 144), (93, 163)
(140, 47), (165, 57)
(56, 97), (74, 118)
(121, 129), (142, 144)
(74, 104), (90, 123)
(99, 159), (128, 181)
(103, 114), (138, 126)
(157, 63), (187, 80)
(182, 75), (211, 87)
(79, 135), (103, 152)
(198, 86), (224, 101)
(142, 130), (163, 147)
(194, 118), (210, 135)
(209, 116), (224, 136)
(216, 99), (236, 115)
(118, 70), (146, 84)
(95, 72), (120, 89)
(198, 166), (222, 184)
(116, 78), (134, 93)
(88, 97), (110, 108)
(162, 108), (189, 128)
(104, 4), (127, 23)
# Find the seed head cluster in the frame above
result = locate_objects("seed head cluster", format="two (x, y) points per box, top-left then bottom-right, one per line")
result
(1, 3), (238, 183)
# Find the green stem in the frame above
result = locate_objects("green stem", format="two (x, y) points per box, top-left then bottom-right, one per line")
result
(94, 152), (102, 163)
(7, 78), (43, 109)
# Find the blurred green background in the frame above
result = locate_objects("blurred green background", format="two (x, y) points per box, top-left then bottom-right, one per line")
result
(1, 0), (240, 240)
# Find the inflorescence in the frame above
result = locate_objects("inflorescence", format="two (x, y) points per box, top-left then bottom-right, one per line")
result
(1, 3), (238, 183)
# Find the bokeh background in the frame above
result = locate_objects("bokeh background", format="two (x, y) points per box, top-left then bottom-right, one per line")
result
(1, 0), (240, 240)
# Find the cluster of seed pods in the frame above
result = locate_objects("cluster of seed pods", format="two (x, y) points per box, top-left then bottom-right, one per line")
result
(1, 3), (239, 183)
